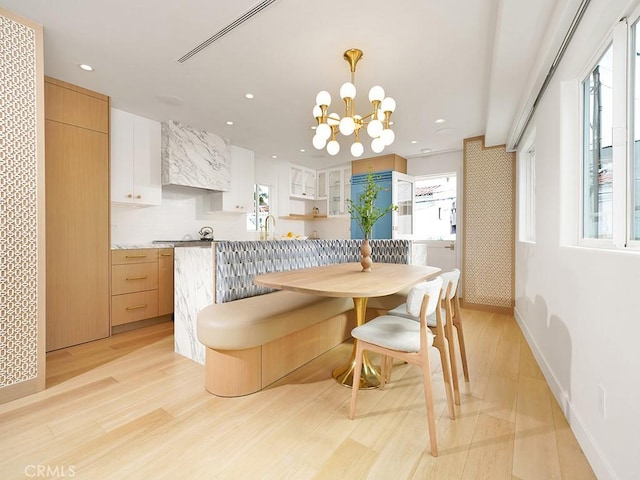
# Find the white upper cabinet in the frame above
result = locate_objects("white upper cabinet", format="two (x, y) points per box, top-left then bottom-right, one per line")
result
(326, 166), (351, 216)
(111, 108), (161, 206)
(209, 145), (255, 213)
(289, 165), (316, 199)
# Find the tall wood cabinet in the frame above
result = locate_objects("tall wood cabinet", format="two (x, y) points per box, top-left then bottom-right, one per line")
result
(45, 77), (110, 351)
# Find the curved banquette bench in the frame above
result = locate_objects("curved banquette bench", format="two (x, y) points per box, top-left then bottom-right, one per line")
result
(196, 239), (420, 397)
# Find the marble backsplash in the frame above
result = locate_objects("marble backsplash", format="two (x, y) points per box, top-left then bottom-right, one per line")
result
(161, 120), (231, 191)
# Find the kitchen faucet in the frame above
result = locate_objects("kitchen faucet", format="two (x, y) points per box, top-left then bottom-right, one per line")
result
(264, 215), (276, 239)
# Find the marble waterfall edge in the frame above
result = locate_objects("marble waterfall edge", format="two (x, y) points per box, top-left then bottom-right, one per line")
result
(161, 120), (231, 191)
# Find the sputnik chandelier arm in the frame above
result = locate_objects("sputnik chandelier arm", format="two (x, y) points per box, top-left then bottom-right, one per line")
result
(312, 48), (396, 157)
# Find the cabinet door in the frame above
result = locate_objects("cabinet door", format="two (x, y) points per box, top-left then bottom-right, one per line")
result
(328, 169), (342, 216)
(304, 169), (316, 198)
(132, 116), (162, 205)
(46, 120), (110, 350)
(158, 249), (174, 315)
(111, 108), (135, 204)
(290, 165), (305, 197)
(111, 108), (161, 206)
(317, 170), (328, 199)
(209, 145), (255, 212)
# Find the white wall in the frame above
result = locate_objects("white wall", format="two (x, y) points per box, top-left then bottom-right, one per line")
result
(515, 0), (640, 478)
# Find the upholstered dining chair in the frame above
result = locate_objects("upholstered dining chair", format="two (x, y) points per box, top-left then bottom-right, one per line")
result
(349, 276), (455, 457)
(387, 268), (468, 405)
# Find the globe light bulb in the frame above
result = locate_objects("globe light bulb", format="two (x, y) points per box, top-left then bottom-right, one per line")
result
(371, 137), (385, 153)
(381, 128), (395, 146)
(312, 105), (322, 118)
(368, 85), (385, 103)
(327, 112), (340, 126)
(367, 119), (383, 138)
(327, 140), (340, 156)
(339, 116), (355, 136)
(316, 123), (331, 141)
(316, 90), (331, 107)
(312, 134), (327, 150)
(381, 97), (396, 113)
(339, 82), (356, 100)
(351, 141), (364, 157)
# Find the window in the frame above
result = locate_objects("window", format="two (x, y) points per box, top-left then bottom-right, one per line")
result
(632, 19), (640, 240)
(579, 17), (636, 249)
(414, 174), (457, 240)
(246, 184), (270, 232)
(519, 144), (536, 242)
(582, 44), (613, 240)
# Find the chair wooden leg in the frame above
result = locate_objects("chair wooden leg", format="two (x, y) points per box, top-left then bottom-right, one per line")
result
(445, 309), (461, 405)
(454, 298), (470, 382)
(421, 349), (438, 457)
(380, 355), (391, 390)
(434, 337), (456, 420)
(349, 340), (365, 420)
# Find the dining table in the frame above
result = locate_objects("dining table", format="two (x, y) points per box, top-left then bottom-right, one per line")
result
(254, 262), (441, 388)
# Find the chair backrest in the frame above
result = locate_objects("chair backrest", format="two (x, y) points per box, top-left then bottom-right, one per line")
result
(438, 269), (460, 300)
(406, 277), (443, 318)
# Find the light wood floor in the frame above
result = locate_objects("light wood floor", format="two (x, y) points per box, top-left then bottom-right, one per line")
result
(0, 309), (596, 479)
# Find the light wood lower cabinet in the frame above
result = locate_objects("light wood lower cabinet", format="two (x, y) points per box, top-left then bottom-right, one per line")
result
(158, 249), (174, 316)
(111, 248), (173, 327)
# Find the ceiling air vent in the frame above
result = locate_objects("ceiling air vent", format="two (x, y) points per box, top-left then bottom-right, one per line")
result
(177, 0), (278, 63)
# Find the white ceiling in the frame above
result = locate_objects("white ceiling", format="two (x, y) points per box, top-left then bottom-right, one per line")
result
(2, 0), (573, 168)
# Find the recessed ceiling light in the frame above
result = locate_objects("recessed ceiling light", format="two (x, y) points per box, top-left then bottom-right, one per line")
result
(310, 126), (317, 130)
(271, 155), (278, 159)
(421, 148), (432, 154)
(226, 121), (234, 126)
(435, 118), (446, 124)
(300, 149), (306, 153)
(79, 64), (94, 71)
(410, 140), (418, 144)
(245, 93), (254, 99)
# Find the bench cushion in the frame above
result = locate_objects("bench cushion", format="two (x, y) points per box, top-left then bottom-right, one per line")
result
(198, 291), (353, 350)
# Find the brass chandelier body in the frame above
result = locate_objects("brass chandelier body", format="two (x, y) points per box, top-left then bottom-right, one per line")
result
(312, 48), (396, 157)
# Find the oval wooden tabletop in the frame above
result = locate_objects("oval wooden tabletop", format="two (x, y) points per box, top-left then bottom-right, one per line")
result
(254, 262), (441, 298)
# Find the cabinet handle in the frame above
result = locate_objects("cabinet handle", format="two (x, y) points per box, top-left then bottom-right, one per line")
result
(160, 253), (172, 257)
(125, 254), (147, 259)
(127, 194), (133, 198)
(125, 304), (148, 310)
(126, 275), (148, 281)
(136, 194), (141, 199)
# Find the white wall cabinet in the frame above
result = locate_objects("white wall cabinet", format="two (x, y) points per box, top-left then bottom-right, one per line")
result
(326, 166), (351, 216)
(289, 165), (316, 199)
(209, 145), (255, 213)
(111, 108), (161, 206)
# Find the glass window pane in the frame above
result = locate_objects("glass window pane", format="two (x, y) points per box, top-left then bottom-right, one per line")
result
(633, 22), (640, 240)
(582, 45), (613, 240)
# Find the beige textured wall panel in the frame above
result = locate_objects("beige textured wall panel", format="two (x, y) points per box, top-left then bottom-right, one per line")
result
(463, 137), (515, 309)
(0, 8), (45, 400)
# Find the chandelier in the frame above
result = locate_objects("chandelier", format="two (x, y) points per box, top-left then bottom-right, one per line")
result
(312, 48), (396, 157)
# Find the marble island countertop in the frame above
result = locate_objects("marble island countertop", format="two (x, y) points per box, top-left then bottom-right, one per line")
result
(111, 241), (214, 250)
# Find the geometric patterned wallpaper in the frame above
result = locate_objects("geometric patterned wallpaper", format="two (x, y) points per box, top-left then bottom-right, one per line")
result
(463, 136), (515, 309)
(0, 12), (41, 389)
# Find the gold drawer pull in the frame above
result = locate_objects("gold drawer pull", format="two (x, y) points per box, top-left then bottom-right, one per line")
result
(125, 254), (147, 259)
(160, 253), (173, 257)
(126, 275), (148, 281)
(125, 304), (148, 311)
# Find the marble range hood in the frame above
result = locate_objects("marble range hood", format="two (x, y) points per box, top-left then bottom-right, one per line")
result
(161, 120), (231, 191)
